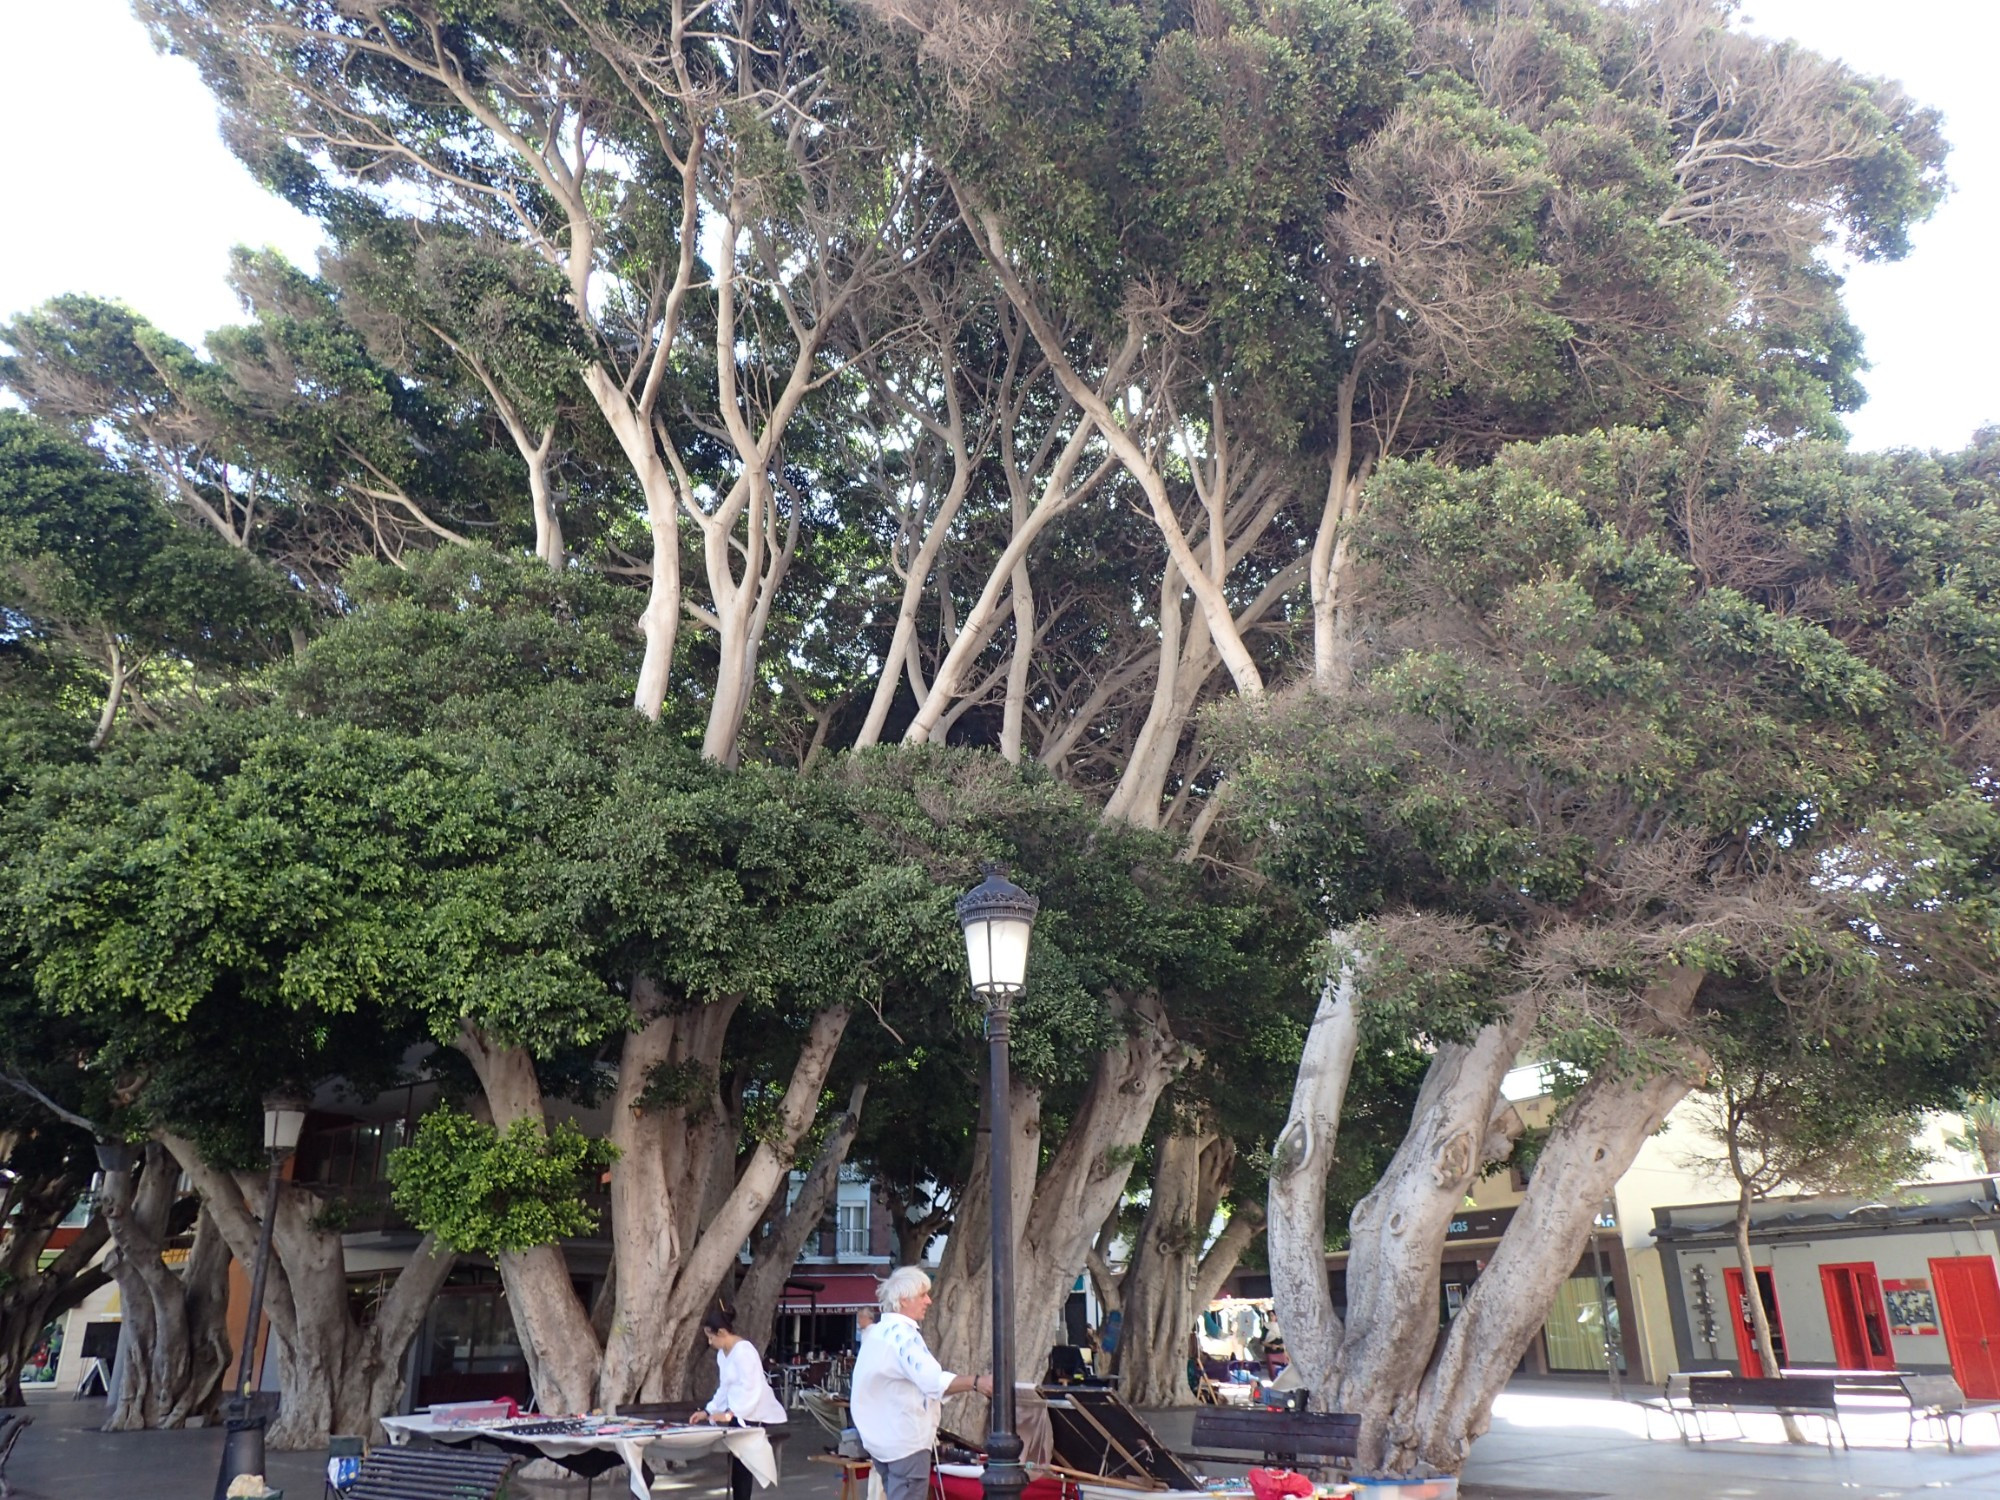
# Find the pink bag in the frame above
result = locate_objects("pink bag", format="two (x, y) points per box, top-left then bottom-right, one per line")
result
(1247, 1468), (1315, 1500)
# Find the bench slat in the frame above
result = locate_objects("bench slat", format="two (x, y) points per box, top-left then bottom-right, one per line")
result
(1189, 1408), (1360, 1462)
(348, 1445), (518, 1500)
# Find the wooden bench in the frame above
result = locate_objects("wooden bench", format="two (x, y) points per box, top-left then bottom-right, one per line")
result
(347, 1444), (519, 1500)
(1672, 1374), (1847, 1453)
(0, 1413), (30, 1499)
(1186, 1406), (1360, 1471)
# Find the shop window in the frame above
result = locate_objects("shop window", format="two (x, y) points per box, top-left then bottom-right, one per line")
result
(417, 1281), (530, 1407)
(1543, 1274), (1626, 1373)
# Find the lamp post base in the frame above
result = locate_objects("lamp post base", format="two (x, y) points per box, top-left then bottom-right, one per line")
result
(212, 1396), (268, 1500)
(982, 1429), (1027, 1500)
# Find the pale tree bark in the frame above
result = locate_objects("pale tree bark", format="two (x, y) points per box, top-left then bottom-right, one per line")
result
(98, 1144), (230, 1432)
(1083, 1204), (1124, 1325)
(411, 320), (564, 570)
(1014, 994), (1190, 1365)
(735, 1082), (870, 1354)
(455, 993), (853, 1412)
(693, 190), (860, 765)
(456, 1031), (605, 1416)
(1730, 1191), (1791, 1389)
(161, 1134), (458, 1448)
(1723, 1096), (1804, 1440)
(1103, 563), (1193, 828)
(999, 556), (1036, 765)
(961, 197), (1265, 701)
(1117, 1127), (1251, 1408)
(1193, 1203), (1263, 1313)
(1308, 361), (1378, 693)
(1272, 964), (1711, 1476)
(169, 0), (748, 725)
(1971, 1114), (2000, 1174)
(1328, 996), (1542, 1436)
(901, 406), (1121, 747)
(931, 992), (1188, 1432)
(1267, 944), (1367, 1406)
(1096, 405), (1296, 826)
(852, 362), (986, 750)
(654, 1006), (853, 1397)
(89, 633), (127, 752)
(525, 426), (563, 569)
(928, 1073), (1040, 1436)
(1398, 1060), (1698, 1473)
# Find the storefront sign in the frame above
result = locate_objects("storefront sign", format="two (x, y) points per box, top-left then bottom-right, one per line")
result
(1445, 1207), (1517, 1241)
(1882, 1278), (1942, 1336)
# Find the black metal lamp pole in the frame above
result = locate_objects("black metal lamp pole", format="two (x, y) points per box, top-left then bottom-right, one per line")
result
(214, 1096), (308, 1500)
(957, 867), (1039, 1500)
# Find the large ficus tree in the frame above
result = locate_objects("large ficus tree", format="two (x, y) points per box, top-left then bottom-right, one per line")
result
(1236, 421), (2000, 1473)
(6, 0), (1979, 1470)
(146, 0), (919, 759)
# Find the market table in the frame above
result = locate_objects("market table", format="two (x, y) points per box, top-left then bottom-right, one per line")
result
(380, 1411), (780, 1500)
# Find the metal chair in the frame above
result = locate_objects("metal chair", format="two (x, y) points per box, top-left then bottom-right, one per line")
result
(0, 1414), (32, 1500)
(323, 1434), (365, 1499)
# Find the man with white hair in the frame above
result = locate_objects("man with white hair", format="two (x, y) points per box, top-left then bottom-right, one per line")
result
(850, 1266), (992, 1500)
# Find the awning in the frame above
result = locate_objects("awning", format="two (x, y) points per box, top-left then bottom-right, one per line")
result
(778, 1273), (882, 1311)
(1653, 1198), (2000, 1243)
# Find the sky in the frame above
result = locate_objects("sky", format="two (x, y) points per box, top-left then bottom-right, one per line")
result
(0, 0), (1994, 454)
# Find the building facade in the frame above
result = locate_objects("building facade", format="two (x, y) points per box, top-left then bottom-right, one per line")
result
(1649, 1178), (2000, 1398)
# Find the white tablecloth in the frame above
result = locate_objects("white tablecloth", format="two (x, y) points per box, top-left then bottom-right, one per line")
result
(381, 1411), (780, 1500)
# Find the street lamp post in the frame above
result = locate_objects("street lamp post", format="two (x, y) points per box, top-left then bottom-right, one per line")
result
(957, 866), (1039, 1500)
(213, 1094), (308, 1500)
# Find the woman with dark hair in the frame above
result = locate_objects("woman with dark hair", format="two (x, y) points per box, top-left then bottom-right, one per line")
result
(691, 1303), (788, 1500)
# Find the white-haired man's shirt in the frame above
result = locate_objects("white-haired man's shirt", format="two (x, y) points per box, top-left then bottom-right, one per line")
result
(850, 1312), (955, 1462)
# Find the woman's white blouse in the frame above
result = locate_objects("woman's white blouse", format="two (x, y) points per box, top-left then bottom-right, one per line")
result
(706, 1339), (788, 1425)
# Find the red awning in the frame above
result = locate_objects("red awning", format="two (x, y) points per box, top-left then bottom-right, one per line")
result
(777, 1273), (882, 1311)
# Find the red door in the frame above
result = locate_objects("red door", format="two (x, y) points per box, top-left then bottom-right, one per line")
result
(1931, 1257), (2000, 1400)
(1821, 1263), (1896, 1371)
(1724, 1265), (1787, 1376)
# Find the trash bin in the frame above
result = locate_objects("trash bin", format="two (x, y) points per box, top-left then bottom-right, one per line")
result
(215, 1413), (268, 1500)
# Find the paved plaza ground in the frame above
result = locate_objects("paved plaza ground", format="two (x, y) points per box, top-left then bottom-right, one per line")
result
(6, 1379), (1999, 1500)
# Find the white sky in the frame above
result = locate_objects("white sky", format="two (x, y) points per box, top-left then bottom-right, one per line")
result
(0, 0), (1993, 453)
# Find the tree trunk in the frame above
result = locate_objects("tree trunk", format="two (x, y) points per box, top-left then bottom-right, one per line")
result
(967, 204), (1263, 700)
(652, 1006), (853, 1398)
(1083, 1204), (1123, 1324)
(1328, 996), (1541, 1451)
(928, 1074), (1041, 1427)
(1391, 1063), (1696, 1473)
(161, 1133), (460, 1448)
(1103, 569), (1203, 829)
(527, 425), (563, 569)
(1267, 943), (1366, 1407)
(582, 366), (685, 724)
(451, 987), (854, 1414)
(932, 993), (1187, 1433)
(1193, 1204), (1262, 1312)
(999, 556), (1036, 765)
(99, 1145), (229, 1432)
(1117, 1128), (1215, 1407)
(1732, 1185), (1804, 1441)
(455, 1031), (604, 1415)
(736, 1082), (870, 1354)
(1974, 1121), (2000, 1174)
(1318, 968), (1707, 1475)
(0, 1169), (110, 1407)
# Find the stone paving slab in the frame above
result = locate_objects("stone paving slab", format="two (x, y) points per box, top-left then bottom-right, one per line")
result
(6, 1380), (1999, 1500)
